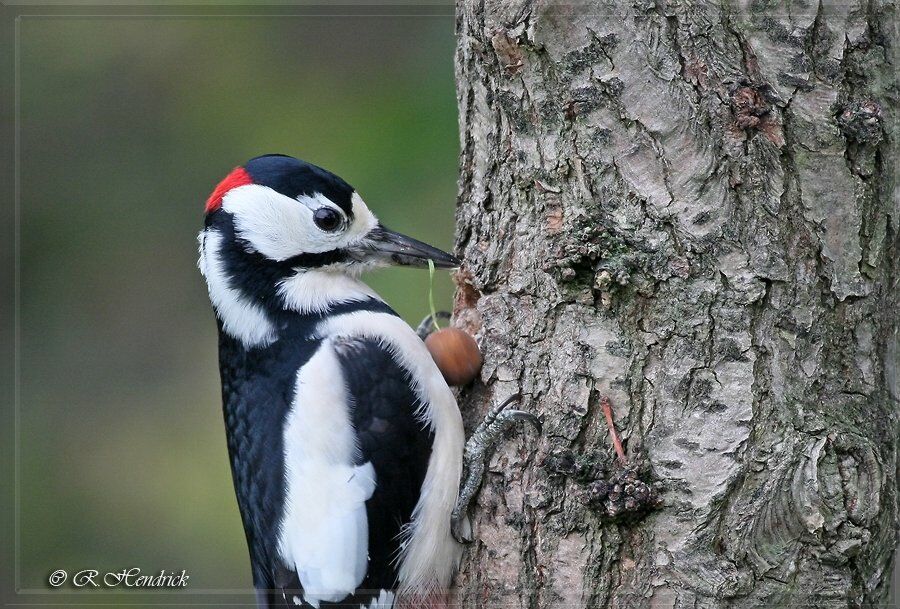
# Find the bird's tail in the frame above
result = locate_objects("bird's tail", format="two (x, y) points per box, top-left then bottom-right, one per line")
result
(259, 586), (411, 609)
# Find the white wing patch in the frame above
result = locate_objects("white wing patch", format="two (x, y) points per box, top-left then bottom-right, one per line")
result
(279, 342), (376, 608)
(316, 312), (465, 597)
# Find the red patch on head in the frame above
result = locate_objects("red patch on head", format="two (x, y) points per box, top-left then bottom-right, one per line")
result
(205, 166), (253, 213)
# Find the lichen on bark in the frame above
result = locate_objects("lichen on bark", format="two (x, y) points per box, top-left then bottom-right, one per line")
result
(451, 1), (898, 607)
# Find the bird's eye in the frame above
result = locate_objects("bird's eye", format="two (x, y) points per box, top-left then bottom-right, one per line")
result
(313, 207), (342, 232)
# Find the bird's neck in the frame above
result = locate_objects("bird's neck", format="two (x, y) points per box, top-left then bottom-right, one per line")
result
(275, 269), (381, 316)
(215, 269), (390, 350)
(201, 221), (390, 349)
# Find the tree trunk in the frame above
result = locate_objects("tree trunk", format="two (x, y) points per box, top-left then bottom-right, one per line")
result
(451, 1), (898, 607)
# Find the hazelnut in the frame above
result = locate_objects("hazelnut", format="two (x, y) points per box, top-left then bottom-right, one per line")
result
(425, 327), (483, 386)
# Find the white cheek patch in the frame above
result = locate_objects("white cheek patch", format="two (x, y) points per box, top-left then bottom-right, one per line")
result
(348, 192), (379, 241)
(296, 191), (379, 252)
(223, 185), (345, 259)
(223, 185), (380, 261)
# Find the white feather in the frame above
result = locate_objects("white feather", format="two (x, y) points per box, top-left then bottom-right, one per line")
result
(316, 312), (465, 596)
(197, 229), (276, 348)
(279, 342), (376, 607)
(222, 185), (378, 261)
(278, 271), (379, 314)
(363, 589), (395, 608)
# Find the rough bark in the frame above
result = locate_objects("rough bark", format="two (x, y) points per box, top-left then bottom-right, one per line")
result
(451, 1), (898, 608)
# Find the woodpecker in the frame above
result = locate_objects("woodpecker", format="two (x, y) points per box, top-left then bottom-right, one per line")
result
(198, 154), (467, 609)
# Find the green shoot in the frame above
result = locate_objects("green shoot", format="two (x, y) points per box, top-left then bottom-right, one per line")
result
(428, 259), (440, 332)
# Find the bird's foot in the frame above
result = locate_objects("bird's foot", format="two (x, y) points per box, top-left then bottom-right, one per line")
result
(451, 394), (541, 543)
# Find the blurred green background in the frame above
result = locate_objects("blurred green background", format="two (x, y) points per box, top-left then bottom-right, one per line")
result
(15, 11), (458, 598)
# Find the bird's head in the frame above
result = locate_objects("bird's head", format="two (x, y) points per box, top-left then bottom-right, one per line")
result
(202, 154), (458, 274)
(199, 155), (459, 338)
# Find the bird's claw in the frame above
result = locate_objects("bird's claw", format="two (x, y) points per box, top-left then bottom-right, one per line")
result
(451, 512), (473, 544)
(451, 394), (541, 543)
(497, 409), (542, 434)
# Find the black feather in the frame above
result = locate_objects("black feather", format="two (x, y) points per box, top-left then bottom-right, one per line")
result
(243, 155), (355, 217)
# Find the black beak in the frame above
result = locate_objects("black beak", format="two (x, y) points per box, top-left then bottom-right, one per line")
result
(361, 225), (460, 269)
